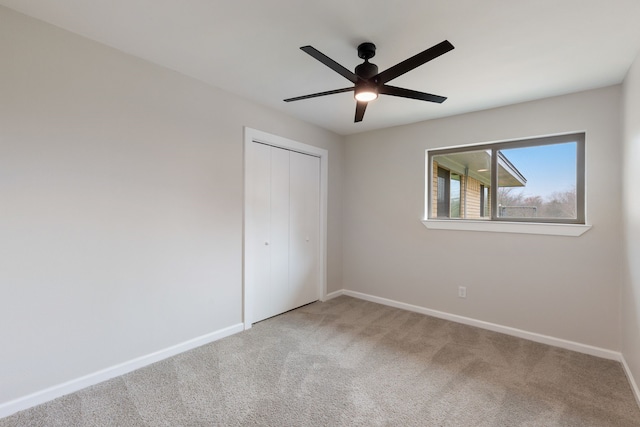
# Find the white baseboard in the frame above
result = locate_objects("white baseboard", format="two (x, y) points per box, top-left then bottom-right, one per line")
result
(323, 290), (345, 301)
(621, 355), (640, 408)
(0, 323), (244, 419)
(340, 289), (622, 361)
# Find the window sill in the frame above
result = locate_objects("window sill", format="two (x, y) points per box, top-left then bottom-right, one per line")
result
(421, 219), (592, 236)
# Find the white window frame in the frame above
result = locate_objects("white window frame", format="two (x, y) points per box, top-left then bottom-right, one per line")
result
(422, 132), (591, 237)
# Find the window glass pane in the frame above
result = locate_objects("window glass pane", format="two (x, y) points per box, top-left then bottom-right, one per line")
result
(432, 150), (491, 219)
(497, 142), (577, 219)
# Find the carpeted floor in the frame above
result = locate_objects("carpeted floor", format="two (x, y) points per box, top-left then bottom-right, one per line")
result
(2, 295), (640, 426)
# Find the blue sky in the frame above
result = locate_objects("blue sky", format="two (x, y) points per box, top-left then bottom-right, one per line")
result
(500, 142), (576, 198)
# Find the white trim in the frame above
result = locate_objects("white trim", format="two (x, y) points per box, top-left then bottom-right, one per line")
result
(0, 323), (243, 419)
(341, 289), (620, 360)
(323, 290), (345, 301)
(422, 219), (592, 236)
(243, 127), (328, 329)
(621, 355), (640, 408)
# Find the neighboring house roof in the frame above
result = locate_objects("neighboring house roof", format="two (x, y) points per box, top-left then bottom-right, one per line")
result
(434, 150), (526, 187)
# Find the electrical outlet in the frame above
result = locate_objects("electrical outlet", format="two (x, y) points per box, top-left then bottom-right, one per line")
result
(458, 286), (467, 298)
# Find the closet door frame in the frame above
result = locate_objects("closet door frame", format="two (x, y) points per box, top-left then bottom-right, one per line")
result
(243, 127), (328, 330)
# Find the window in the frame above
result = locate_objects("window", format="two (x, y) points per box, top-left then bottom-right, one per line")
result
(426, 133), (585, 224)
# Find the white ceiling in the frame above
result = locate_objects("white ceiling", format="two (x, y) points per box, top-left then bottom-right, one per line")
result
(2, 0), (640, 135)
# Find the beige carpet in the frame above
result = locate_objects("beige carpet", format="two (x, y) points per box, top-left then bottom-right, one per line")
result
(2, 295), (639, 426)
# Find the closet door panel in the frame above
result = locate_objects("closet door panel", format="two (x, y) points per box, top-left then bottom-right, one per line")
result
(245, 142), (272, 323)
(289, 151), (321, 308)
(269, 147), (291, 317)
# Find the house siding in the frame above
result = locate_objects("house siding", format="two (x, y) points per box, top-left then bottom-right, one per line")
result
(431, 161), (489, 219)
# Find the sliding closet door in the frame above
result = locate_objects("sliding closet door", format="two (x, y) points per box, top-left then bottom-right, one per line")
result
(246, 141), (320, 323)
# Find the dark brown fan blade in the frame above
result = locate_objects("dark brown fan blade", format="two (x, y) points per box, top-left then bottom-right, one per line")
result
(284, 87), (354, 102)
(380, 85), (447, 103)
(375, 40), (454, 84)
(300, 46), (361, 84)
(355, 101), (367, 122)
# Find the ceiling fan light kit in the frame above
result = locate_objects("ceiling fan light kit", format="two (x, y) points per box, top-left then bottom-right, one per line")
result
(284, 40), (454, 122)
(354, 83), (378, 102)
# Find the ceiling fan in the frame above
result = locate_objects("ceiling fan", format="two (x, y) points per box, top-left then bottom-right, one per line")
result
(284, 40), (454, 123)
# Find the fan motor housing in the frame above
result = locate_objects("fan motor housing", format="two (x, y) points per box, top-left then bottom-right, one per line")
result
(355, 61), (378, 79)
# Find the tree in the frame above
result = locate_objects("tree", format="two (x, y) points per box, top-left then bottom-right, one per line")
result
(539, 187), (576, 218)
(497, 186), (576, 219)
(497, 187), (538, 217)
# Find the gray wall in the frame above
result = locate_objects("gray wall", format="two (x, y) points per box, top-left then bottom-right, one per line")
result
(622, 51), (640, 398)
(343, 86), (623, 351)
(0, 6), (344, 404)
